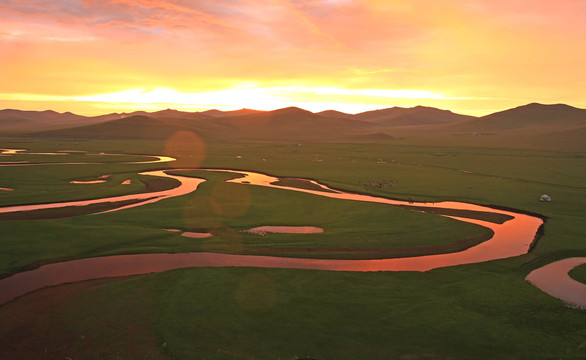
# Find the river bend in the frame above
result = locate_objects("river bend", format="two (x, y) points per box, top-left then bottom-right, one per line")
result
(0, 151), (578, 308)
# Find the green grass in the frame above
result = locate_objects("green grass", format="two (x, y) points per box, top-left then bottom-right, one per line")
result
(569, 263), (586, 283)
(397, 205), (514, 224)
(160, 170), (492, 258)
(0, 167), (493, 278)
(0, 135), (585, 359)
(1, 266), (584, 360)
(0, 163), (165, 205)
(0, 199), (148, 220)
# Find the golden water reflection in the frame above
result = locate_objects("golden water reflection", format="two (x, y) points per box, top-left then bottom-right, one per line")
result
(0, 167), (547, 305)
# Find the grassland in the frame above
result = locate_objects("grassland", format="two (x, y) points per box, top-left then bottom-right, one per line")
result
(0, 134), (585, 359)
(569, 264), (586, 283)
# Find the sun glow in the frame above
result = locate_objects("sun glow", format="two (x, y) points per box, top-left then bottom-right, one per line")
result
(66, 86), (462, 114)
(0, 0), (584, 115)
(72, 87), (288, 111)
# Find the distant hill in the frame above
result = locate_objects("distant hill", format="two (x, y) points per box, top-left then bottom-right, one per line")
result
(205, 107), (373, 141)
(37, 115), (194, 139)
(0, 109), (84, 122)
(448, 103), (586, 132)
(317, 110), (353, 119)
(144, 109), (210, 120)
(29, 106), (373, 141)
(434, 103), (586, 151)
(2, 105), (473, 136)
(0, 109), (87, 132)
(201, 108), (264, 117)
(486, 103), (585, 122)
(354, 106), (475, 126)
(2, 103), (584, 150)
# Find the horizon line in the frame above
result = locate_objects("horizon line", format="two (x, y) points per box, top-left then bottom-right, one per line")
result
(0, 102), (580, 119)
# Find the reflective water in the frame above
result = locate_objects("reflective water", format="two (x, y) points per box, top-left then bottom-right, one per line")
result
(0, 165), (548, 305)
(70, 180), (107, 184)
(0, 149), (175, 167)
(217, 169), (543, 267)
(0, 149), (26, 155)
(181, 232), (213, 239)
(526, 257), (586, 309)
(0, 170), (205, 215)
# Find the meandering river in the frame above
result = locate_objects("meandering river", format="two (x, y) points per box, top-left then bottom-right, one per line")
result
(0, 149), (583, 309)
(526, 258), (586, 309)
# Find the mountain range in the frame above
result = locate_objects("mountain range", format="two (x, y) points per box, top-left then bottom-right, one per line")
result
(0, 103), (584, 150)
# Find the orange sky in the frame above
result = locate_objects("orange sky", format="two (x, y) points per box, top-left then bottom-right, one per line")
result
(1, 0), (585, 116)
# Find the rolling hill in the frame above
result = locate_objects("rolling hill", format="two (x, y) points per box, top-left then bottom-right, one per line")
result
(353, 106), (475, 126)
(1, 103), (584, 150)
(36, 115), (188, 139)
(447, 103), (586, 132)
(316, 110), (353, 119)
(189, 107), (375, 141)
(200, 108), (264, 118)
(0, 109), (87, 132)
(435, 103), (586, 151)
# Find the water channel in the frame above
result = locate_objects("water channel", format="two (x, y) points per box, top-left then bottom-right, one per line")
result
(0, 149), (583, 309)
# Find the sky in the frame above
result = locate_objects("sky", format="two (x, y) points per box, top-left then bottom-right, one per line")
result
(0, 0), (585, 116)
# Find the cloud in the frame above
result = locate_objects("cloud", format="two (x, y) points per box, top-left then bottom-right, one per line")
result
(0, 0), (422, 52)
(0, 0), (584, 115)
(0, 92), (67, 101)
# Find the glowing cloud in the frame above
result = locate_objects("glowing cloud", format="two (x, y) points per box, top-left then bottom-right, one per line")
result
(0, 0), (584, 115)
(67, 86), (464, 113)
(72, 87), (289, 111)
